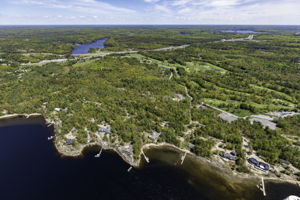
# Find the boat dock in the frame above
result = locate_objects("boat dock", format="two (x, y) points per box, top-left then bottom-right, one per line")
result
(142, 150), (149, 163)
(47, 123), (52, 127)
(180, 152), (187, 165)
(257, 177), (266, 196)
(95, 148), (102, 158)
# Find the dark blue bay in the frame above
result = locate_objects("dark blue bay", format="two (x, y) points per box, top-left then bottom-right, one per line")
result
(0, 124), (204, 200)
(0, 124), (299, 200)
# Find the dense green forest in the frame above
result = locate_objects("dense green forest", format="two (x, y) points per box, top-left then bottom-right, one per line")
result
(0, 25), (299, 177)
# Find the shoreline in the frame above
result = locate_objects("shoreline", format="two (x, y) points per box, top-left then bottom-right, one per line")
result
(0, 113), (46, 127)
(0, 113), (299, 187)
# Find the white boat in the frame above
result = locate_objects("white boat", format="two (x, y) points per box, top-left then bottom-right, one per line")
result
(284, 195), (300, 200)
(127, 166), (133, 172)
(47, 136), (54, 140)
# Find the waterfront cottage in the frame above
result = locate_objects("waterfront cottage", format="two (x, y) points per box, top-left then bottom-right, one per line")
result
(230, 151), (237, 157)
(248, 157), (259, 166)
(259, 162), (270, 171)
(98, 127), (111, 134)
(149, 131), (161, 141)
(247, 157), (270, 171)
(65, 139), (75, 145)
(97, 122), (111, 135)
(220, 152), (236, 161)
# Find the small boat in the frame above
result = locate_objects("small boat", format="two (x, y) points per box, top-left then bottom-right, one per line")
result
(127, 166), (133, 172)
(284, 195), (300, 200)
(47, 136), (54, 140)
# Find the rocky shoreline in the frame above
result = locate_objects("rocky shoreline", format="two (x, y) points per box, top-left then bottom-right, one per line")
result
(0, 113), (299, 187)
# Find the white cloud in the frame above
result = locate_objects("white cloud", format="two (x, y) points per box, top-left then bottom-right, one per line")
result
(178, 7), (192, 14)
(172, 0), (193, 6)
(209, 0), (242, 7)
(144, 0), (160, 3)
(142, 0), (300, 24)
(12, 0), (135, 14)
(154, 4), (171, 13)
(2, 0), (300, 24)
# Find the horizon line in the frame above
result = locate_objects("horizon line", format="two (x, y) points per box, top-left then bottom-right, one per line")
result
(1, 24), (300, 26)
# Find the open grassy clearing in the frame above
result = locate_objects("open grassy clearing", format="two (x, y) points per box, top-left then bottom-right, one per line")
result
(185, 61), (226, 73)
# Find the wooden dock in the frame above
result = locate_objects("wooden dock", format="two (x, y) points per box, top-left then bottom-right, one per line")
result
(95, 148), (102, 158)
(257, 177), (266, 196)
(142, 150), (150, 163)
(180, 152), (187, 165)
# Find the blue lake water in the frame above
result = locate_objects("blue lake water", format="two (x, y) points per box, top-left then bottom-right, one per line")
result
(1, 123), (299, 200)
(221, 30), (259, 34)
(0, 124), (204, 200)
(72, 38), (108, 55)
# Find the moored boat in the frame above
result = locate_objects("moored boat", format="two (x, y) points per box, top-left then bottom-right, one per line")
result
(284, 195), (300, 200)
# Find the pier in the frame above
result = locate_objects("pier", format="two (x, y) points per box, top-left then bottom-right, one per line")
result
(142, 150), (150, 163)
(257, 177), (266, 196)
(95, 148), (102, 158)
(180, 152), (187, 165)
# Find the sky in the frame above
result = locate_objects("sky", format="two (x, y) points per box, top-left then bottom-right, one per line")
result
(0, 0), (300, 25)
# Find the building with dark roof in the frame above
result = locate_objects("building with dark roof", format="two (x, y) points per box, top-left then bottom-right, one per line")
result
(247, 157), (270, 171)
(220, 152), (236, 161)
(65, 139), (75, 145)
(98, 127), (111, 134)
(248, 157), (259, 166)
(230, 151), (237, 157)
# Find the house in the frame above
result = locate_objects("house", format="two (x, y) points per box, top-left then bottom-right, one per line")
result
(247, 157), (270, 171)
(248, 157), (259, 166)
(98, 127), (111, 134)
(259, 162), (270, 171)
(188, 143), (195, 149)
(149, 131), (161, 141)
(97, 122), (111, 135)
(230, 151), (237, 157)
(220, 152), (236, 161)
(65, 138), (75, 145)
